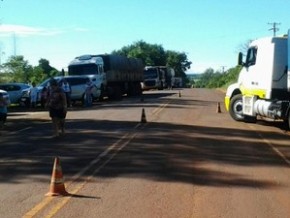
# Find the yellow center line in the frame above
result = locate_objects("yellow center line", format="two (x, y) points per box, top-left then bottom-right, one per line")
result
(44, 132), (137, 218)
(23, 99), (170, 218)
(23, 126), (140, 217)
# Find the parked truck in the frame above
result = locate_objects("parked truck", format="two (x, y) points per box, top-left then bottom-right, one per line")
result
(172, 77), (183, 88)
(68, 54), (144, 100)
(225, 30), (290, 129)
(141, 66), (175, 90)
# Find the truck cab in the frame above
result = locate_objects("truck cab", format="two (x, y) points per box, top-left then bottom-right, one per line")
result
(225, 30), (290, 128)
(141, 66), (166, 90)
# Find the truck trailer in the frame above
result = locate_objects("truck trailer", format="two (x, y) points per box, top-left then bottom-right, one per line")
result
(68, 54), (144, 100)
(225, 30), (290, 129)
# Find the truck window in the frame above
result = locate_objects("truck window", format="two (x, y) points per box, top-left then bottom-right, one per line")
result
(68, 64), (99, 76)
(144, 68), (158, 79)
(245, 47), (257, 67)
(98, 65), (104, 73)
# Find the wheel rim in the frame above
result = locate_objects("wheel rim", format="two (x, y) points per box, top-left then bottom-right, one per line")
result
(233, 100), (244, 119)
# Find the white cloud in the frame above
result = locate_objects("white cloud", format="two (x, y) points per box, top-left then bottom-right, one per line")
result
(0, 24), (63, 37)
(73, 27), (89, 32)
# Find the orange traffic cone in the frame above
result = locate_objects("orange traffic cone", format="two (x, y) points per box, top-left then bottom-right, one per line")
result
(141, 108), (147, 123)
(45, 157), (69, 196)
(216, 102), (221, 113)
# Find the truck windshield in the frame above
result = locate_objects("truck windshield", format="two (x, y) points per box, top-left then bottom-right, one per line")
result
(144, 69), (158, 79)
(68, 64), (98, 76)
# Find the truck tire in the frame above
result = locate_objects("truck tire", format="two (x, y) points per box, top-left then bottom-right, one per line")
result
(288, 112), (290, 130)
(81, 93), (86, 106)
(135, 82), (142, 96)
(108, 85), (122, 100)
(129, 82), (142, 96)
(99, 85), (105, 101)
(113, 86), (122, 100)
(229, 94), (245, 121)
(229, 94), (257, 122)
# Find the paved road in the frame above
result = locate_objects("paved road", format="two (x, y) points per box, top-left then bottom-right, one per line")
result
(1, 88), (290, 218)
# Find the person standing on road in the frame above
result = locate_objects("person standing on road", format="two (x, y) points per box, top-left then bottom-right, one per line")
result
(40, 86), (48, 108)
(85, 79), (93, 107)
(46, 78), (67, 137)
(30, 82), (38, 108)
(0, 92), (8, 130)
(61, 79), (72, 107)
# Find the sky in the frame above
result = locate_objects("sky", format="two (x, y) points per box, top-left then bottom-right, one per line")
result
(0, 0), (289, 74)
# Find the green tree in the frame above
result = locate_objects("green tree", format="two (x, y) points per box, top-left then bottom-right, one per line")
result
(30, 66), (47, 84)
(38, 58), (59, 78)
(2, 55), (33, 83)
(112, 40), (191, 77)
(112, 40), (167, 66)
(166, 50), (191, 78)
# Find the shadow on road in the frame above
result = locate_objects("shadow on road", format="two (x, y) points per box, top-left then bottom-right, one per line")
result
(1, 116), (289, 190)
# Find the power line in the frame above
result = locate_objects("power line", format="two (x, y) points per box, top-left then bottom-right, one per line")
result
(268, 22), (281, 36)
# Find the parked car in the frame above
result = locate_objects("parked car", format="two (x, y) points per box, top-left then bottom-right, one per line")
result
(0, 83), (31, 105)
(20, 75), (100, 107)
(0, 89), (11, 106)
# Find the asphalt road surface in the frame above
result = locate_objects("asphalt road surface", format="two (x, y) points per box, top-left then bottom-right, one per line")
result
(1, 88), (290, 218)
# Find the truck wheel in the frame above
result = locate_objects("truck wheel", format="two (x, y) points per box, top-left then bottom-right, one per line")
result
(229, 94), (245, 121)
(229, 94), (257, 122)
(113, 86), (122, 100)
(288, 112), (290, 130)
(81, 94), (86, 106)
(135, 82), (142, 96)
(99, 85), (105, 101)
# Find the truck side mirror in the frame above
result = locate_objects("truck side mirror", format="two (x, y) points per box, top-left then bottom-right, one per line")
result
(238, 52), (244, 66)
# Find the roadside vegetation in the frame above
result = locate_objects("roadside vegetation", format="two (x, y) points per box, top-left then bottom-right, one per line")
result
(0, 56), (59, 84)
(187, 66), (241, 89)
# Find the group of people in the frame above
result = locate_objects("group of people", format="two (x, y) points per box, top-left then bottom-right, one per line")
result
(29, 79), (72, 109)
(1, 78), (95, 138)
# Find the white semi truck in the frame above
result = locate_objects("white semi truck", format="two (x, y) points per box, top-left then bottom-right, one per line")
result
(142, 66), (166, 90)
(68, 54), (144, 100)
(141, 66), (175, 90)
(225, 30), (290, 129)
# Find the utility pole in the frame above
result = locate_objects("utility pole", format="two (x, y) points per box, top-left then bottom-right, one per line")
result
(268, 22), (281, 36)
(221, 66), (227, 73)
(12, 32), (17, 56)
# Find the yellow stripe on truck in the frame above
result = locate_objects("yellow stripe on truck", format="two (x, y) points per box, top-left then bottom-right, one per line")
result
(240, 85), (267, 99)
(224, 96), (230, 111)
(224, 85), (266, 112)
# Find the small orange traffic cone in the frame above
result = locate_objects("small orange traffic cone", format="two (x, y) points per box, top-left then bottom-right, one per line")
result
(216, 102), (221, 113)
(141, 108), (147, 123)
(45, 157), (69, 196)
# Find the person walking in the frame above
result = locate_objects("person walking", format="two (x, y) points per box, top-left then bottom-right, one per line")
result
(0, 92), (8, 131)
(61, 79), (72, 107)
(46, 79), (67, 137)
